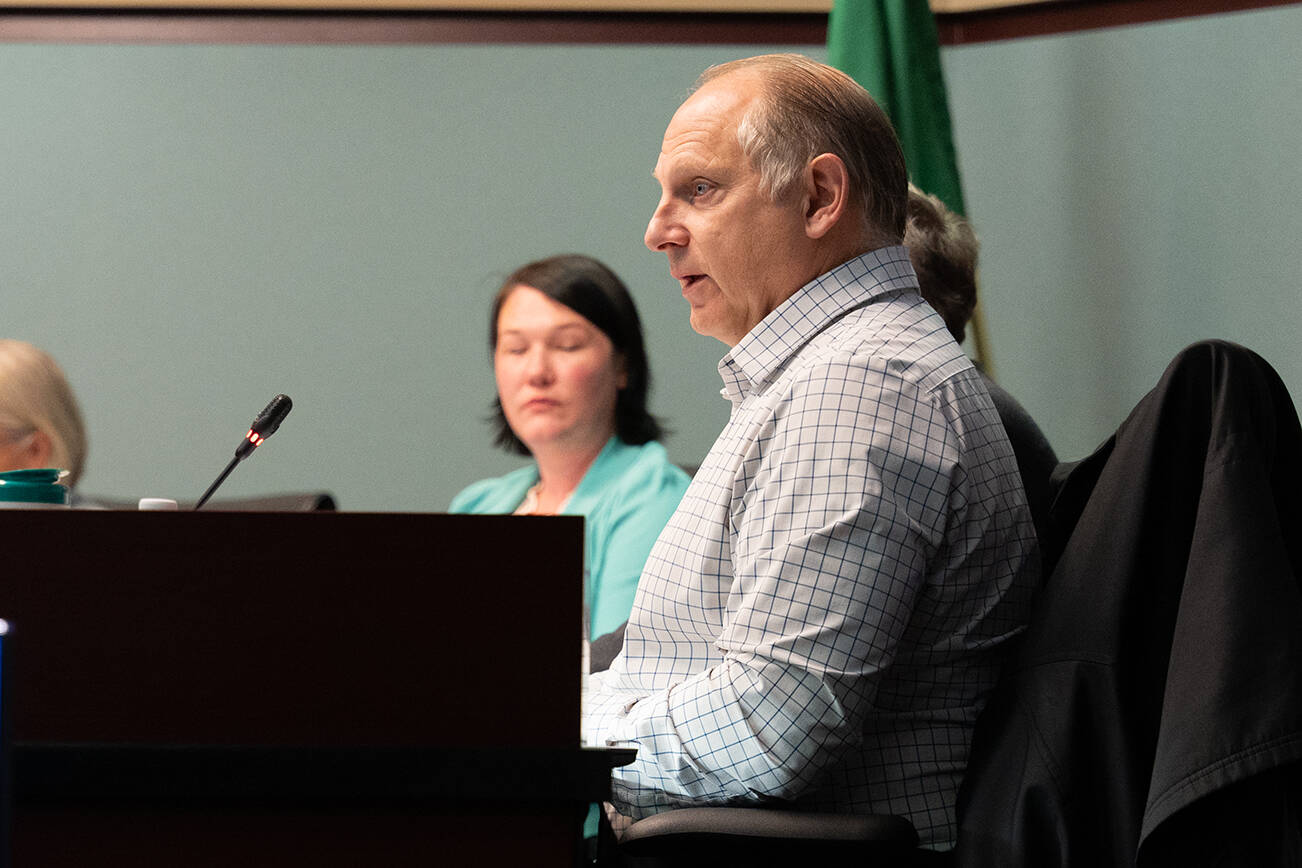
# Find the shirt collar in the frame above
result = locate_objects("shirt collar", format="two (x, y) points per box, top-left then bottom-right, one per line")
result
(717, 246), (919, 403)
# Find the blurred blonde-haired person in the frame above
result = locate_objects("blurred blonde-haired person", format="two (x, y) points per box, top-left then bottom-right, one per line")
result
(0, 340), (88, 488)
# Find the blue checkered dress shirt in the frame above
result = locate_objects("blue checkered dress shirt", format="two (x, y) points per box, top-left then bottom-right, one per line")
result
(583, 246), (1038, 848)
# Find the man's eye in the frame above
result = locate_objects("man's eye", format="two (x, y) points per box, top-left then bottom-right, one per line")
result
(692, 181), (711, 198)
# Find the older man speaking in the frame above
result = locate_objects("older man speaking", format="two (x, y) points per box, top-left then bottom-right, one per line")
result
(583, 54), (1037, 850)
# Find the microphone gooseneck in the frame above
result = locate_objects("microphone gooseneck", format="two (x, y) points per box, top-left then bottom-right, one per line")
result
(195, 394), (294, 510)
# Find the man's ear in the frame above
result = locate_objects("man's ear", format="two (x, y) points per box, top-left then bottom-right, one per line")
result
(803, 153), (850, 240)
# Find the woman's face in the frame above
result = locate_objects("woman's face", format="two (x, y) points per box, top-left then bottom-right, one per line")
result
(0, 427), (47, 474)
(494, 285), (625, 458)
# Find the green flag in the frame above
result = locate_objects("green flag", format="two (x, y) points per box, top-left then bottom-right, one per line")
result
(827, 0), (967, 216)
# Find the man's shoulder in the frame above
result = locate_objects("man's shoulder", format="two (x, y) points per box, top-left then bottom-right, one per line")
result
(786, 291), (974, 396)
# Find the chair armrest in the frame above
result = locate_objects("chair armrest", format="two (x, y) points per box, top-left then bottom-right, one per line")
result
(589, 622), (627, 673)
(618, 806), (919, 864)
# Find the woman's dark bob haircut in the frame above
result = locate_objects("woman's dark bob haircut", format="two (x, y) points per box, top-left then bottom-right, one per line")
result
(490, 254), (663, 455)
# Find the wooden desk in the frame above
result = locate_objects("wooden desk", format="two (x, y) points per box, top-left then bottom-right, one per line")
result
(0, 510), (619, 866)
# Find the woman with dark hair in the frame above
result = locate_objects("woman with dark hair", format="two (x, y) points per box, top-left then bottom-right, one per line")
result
(450, 254), (690, 640)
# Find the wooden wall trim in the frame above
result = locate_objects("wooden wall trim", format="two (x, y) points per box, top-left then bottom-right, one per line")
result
(12, 10), (825, 43)
(0, 0), (1298, 47)
(937, 0), (1302, 45)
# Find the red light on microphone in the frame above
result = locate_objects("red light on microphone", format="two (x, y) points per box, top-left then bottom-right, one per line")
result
(245, 430), (265, 447)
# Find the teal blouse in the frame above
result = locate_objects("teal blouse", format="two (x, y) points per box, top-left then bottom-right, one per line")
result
(449, 437), (690, 639)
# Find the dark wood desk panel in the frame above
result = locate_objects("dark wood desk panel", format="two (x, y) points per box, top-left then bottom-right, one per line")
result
(0, 511), (581, 747)
(0, 511), (607, 865)
(15, 810), (574, 867)
(12, 744), (636, 867)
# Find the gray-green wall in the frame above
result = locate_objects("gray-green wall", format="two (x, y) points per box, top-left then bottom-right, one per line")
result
(945, 5), (1302, 462)
(4, 4), (1299, 510)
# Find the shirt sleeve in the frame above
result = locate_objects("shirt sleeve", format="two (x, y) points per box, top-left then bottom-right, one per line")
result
(585, 359), (961, 816)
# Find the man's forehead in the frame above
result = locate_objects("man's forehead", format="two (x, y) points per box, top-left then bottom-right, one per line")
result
(672, 74), (757, 133)
(655, 126), (723, 171)
(654, 77), (757, 177)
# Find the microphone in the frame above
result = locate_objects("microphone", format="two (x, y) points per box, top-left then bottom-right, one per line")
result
(235, 393), (293, 460)
(195, 394), (293, 510)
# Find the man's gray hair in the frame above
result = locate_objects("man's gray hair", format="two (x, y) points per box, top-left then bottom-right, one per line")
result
(697, 53), (908, 245)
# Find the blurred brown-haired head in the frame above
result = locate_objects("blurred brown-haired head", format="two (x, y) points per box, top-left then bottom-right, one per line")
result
(904, 184), (978, 344)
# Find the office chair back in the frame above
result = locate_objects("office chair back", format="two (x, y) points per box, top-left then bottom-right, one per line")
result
(955, 339), (1302, 866)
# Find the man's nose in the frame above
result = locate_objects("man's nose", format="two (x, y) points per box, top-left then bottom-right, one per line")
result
(645, 200), (686, 251)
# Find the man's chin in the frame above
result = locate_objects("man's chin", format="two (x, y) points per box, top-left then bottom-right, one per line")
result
(688, 311), (737, 346)
(687, 308), (714, 338)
